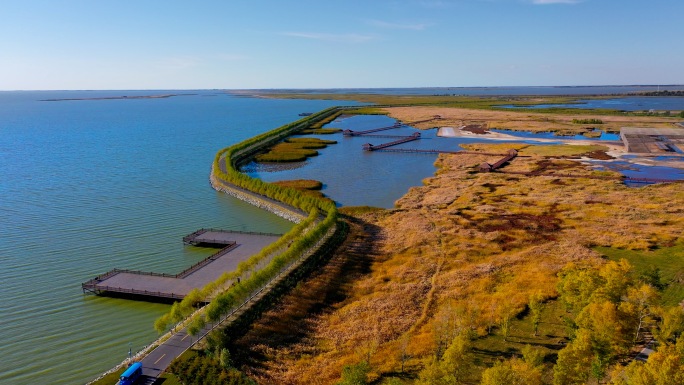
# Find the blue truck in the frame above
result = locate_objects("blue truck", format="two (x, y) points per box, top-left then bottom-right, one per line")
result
(118, 362), (143, 385)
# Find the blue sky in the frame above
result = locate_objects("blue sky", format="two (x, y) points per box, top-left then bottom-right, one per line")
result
(1, 0), (682, 90)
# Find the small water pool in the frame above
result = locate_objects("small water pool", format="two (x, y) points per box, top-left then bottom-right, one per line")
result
(490, 129), (620, 141)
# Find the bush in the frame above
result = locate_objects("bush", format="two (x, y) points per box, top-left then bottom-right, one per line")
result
(572, 118), (604, 124)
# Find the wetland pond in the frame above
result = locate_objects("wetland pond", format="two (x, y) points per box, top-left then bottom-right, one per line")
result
(244, 114), (684, 202)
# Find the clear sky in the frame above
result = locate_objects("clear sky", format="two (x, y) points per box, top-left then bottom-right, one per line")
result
(1, 0), (682, 90)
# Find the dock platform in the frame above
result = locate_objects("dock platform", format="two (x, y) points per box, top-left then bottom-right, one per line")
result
(82, 230), (282, 302)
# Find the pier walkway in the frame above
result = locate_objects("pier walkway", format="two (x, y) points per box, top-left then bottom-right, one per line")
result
(343, 122), (403, 136)
(363, 133), (421, 151)
(81, 230), (281, 301)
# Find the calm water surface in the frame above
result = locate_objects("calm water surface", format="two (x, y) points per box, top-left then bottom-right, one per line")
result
(500, 96), (684, 111)
(244, 114), (554, 207)
(0, 91), (358, 385)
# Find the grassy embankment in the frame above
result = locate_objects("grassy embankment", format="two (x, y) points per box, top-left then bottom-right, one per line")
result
(255, 138), (337, 163)
(229, 141), (684, 384)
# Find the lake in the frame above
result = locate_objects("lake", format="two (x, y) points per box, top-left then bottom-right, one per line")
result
(0, 91), (358, 385)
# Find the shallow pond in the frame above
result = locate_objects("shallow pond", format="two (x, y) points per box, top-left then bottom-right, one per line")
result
(244, 114), (684, 197)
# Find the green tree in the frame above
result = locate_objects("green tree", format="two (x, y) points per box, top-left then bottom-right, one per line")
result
(440, 333), (472, 384)
(219, 348), (232, 369)
(528, 292), (544, 337)
(557, 264), (603, 314)
(337, 361), (370, 385)
(521, 344), (544, 368)
(417, 333), (472, 385)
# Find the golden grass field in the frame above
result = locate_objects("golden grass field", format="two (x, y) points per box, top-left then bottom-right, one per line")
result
(383, 106), (680, 134)
(230, 143), (683, 384)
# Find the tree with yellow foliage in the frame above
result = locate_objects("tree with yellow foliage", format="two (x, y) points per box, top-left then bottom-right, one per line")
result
(480, 358), (542, 385)
(417, 333), (472, 385)
(608, 337), (684, 385)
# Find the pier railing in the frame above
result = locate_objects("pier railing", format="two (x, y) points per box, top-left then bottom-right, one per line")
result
(81, 242), (239, 296)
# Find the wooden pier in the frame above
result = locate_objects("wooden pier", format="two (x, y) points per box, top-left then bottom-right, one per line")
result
(82, 230), (282, 302)
(363, 133), (421, 151)
(479, 149), (518, 172)
(363, 148), (509, 156)
(343, 122), (403, 136)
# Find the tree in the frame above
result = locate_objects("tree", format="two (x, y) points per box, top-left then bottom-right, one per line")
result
(653, 306), (684, 343)
(576, 300), (631, 355)
(553, 329), (594, 385)
(521, 344), (544, 368)
(441, 333), (472, 384)
(596, 259), (634, 304)
(619, 284), (659, 344)
(337, 361), (370, 385)
(608, 337), (684, 385)
(528, 292), (544, 337)
(219, 348), (232, 369)
(417, 333), (472, 385)
(557, 264), (603, 314)
(480, 358), (542, 385)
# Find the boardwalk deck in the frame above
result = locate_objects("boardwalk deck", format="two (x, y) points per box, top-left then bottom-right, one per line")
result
(343, 122), (403, 136)
(363, 133), (421, 151)
(82, 230), (282, 301)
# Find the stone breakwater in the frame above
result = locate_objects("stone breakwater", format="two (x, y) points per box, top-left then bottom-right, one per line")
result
(210, 164), (306, 224)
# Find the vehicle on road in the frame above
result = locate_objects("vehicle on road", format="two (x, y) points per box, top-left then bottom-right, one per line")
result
(118, 362), (142, 385)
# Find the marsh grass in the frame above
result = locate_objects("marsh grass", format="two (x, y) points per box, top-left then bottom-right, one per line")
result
(462, 143), (609, 157)
(300, 128), (342, 134)
(272, 179), (323, 190)
(255, 138), (338, 163)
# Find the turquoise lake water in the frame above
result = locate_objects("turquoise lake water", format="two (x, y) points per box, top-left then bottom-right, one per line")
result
(0, 91), (357, 385)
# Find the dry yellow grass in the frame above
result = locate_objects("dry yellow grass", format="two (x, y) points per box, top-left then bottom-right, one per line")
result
(240, 150), (684, 384)
(384, 106), (681, 133)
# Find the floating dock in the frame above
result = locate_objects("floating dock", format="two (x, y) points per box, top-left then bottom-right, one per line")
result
(82, 230), (282, 302)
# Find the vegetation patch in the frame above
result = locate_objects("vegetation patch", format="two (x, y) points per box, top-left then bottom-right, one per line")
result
(572, 118), (604, 124)
(300, 128), (342, 135)
(228, 149), (683, 384)
(286, 137), (337, 145)
(272, 179), (323, 190)
(597, 244), (684, 306)
(519, 144), (609, 157)
(272, 179), (329, 200)
(169, 350), (255, 385)
(255, 137), (338, 163)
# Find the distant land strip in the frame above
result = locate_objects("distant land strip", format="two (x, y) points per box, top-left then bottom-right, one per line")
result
(40, 93), (197, 101)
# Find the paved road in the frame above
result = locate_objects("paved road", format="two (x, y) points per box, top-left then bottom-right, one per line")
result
(139, 320), (219, 383)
